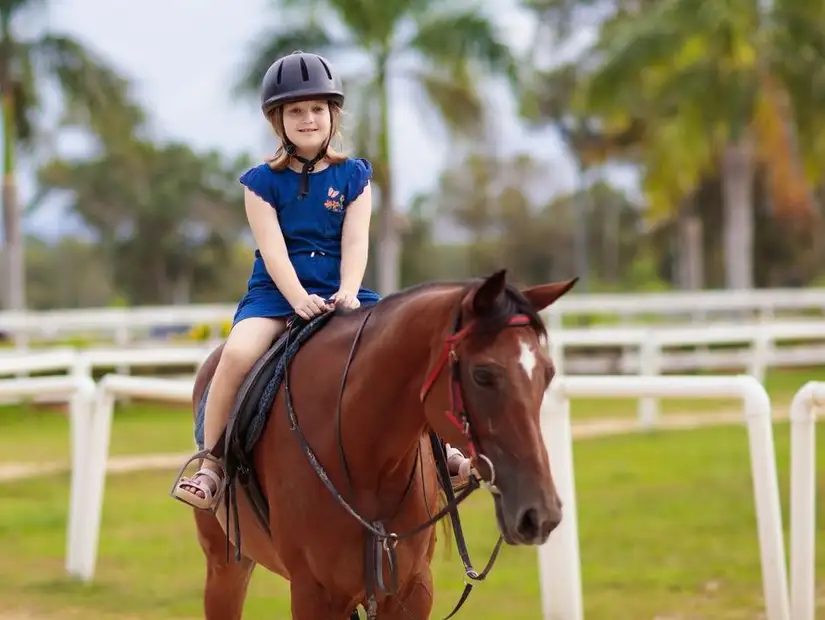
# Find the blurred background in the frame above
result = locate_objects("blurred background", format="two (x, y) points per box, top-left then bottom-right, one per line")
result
(5, 0), (824, 310)
(1, 1), (825, 619)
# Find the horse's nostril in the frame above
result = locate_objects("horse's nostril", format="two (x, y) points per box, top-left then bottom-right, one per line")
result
(516, 507), (540, 541)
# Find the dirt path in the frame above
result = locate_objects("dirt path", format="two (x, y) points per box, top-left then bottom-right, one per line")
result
(0, 408), (791, 484)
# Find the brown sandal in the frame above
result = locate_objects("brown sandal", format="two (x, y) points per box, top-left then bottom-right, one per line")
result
(169, 449), (227, 512)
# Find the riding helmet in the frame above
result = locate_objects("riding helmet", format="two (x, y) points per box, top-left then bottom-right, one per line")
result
(260, 50), (344, 114)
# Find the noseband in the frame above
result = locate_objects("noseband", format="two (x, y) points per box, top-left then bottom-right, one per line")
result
(419, 309), (532, 493)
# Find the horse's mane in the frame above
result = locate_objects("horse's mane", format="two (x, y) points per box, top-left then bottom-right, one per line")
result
(345, 278), (546, 339)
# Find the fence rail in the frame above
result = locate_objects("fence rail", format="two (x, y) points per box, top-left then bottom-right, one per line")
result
(4, 318), (825, 427)
(3, 287), (825, 345)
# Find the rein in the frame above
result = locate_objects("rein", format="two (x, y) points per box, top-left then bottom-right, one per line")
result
(283, 304), (533, 620)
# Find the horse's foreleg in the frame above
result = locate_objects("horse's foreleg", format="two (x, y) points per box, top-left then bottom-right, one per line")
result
(195, 509), (256, 620)
(378, 568), (435, 620)
(290, 577), (354, 619)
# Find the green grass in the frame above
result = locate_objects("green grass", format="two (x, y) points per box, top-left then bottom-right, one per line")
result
(0, 423), (823, 619)
(0, 366), (815, 466)
(0, 401), (197, 465)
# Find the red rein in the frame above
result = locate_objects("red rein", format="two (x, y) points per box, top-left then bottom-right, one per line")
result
(419, 314), (532, 458)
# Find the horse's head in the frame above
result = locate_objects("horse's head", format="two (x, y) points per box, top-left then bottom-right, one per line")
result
(421, 269), (576, 546)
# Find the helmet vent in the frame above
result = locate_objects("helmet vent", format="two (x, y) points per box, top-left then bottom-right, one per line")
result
(299, 57), (310, 81)
(276, 62), (284, 84)
(318, 58), (333, 80)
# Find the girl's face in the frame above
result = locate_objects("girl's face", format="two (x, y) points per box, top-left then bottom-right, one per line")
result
(281, 99), (332, 155)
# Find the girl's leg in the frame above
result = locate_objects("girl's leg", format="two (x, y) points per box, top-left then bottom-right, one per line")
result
(172, 317), (286, 509)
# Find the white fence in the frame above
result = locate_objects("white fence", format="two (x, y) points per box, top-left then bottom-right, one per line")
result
(538, 375), (790, 620)
(4, 287), (825, 346)
(0, 346), (209, 388)
(788, 381), (825, 620)
(70, 375), (195, 581)
(5, 316), (825, 428)
(0, 374), (96, 583)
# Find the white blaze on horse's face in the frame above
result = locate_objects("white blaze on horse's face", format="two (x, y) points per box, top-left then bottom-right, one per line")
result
(518, 337), (537, 381)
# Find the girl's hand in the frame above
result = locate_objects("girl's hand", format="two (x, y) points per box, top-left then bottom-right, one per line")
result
(330, 289), (360, 310)
(293, 293), (333, 320)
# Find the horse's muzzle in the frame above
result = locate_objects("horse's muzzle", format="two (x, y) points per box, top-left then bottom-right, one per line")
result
(492, 465), (562, 546)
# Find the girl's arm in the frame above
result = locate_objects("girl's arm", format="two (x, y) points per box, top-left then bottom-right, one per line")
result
(244, 188), (307, 306)
(338, 181), (372, 294)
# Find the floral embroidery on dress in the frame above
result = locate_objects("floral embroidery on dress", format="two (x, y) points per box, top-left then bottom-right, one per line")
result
(324, 187), (345, 212)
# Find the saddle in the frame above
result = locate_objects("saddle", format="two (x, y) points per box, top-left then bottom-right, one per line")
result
(201, 312), (334, 548)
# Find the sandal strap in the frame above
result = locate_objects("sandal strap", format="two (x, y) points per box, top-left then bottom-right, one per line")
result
(196, 467), (223, 488)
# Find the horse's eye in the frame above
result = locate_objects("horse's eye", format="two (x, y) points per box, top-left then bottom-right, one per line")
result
(471, 366), (498, 388)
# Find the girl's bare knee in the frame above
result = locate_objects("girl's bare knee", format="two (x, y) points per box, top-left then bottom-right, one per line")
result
(218, 342), (258, 379)
(220, 318), (284, 376)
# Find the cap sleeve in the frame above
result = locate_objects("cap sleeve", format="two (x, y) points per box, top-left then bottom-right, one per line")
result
(344, 158), (373, 208)
(239, 163), (279, 210)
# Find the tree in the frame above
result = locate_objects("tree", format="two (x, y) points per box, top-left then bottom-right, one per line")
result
(426, 150), (638, 285)
(38, 141), (251, 304)
(234, 0), (517, 294)
(555, 0), (823, 289)
(0, 0), (145, 309)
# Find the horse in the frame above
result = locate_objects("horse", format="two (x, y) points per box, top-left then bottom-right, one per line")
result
(182, 269), (576, 619)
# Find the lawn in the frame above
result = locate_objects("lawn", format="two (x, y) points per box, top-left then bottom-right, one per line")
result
(1, 422), (824, 619)
(0, 366), (816, 466)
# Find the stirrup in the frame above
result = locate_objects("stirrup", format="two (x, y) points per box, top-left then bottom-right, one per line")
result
(450, 474), (471, 493)
(169, 449), (227, 513)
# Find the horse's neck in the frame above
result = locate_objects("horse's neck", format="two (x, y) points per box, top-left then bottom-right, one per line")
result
(341, 288), (458, 509)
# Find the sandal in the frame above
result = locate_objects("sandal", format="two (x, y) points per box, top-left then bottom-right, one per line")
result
(169, 449), (227, 512)
(447, 451), (473, 493)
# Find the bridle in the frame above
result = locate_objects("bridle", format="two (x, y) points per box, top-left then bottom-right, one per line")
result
(419, 309), (533, 492)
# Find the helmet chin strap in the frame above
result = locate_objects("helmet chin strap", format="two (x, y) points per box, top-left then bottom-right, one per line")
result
(285, 108), (334, 198)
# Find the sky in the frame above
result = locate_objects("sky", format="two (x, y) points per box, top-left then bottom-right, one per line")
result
(21, 0), (636, 240)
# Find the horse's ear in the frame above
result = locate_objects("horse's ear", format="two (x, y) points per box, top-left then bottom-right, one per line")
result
(521, 277), (578, 311)
(468, 269), (507, 315)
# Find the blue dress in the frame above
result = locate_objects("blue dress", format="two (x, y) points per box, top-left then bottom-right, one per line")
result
(232, 157), (382, 325)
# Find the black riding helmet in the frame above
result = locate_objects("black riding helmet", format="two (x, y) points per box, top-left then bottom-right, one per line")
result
(261, 51), (345, 198)
(261, 50), (344, 113)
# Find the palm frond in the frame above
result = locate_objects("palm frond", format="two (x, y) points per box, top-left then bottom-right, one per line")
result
(33, 34), (145, 139)
(413, 62), (484, 136)
(406, 9), (517, 85)
(0, 0), (47, 20)
(751, 73), (816, 216)
(232, 25), (346, 98)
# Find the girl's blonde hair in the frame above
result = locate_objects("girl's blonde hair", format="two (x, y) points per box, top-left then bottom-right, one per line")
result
(265, 101), (347, 171)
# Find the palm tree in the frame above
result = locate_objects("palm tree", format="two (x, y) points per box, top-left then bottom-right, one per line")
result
(566, 0), (822, 289)
(234, 0), (518, 294)
(0, 0), (144, 309)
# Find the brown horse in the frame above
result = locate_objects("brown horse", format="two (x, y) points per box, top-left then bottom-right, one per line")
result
(188, 270), (576, 619)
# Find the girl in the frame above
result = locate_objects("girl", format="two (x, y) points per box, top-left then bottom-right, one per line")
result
(170, 50), (472, 511)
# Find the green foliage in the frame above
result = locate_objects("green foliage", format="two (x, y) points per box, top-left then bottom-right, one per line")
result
(36, 142), (252, 305)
